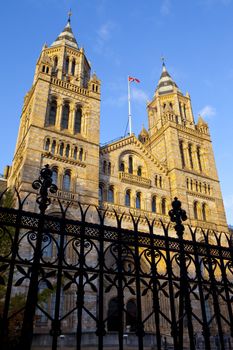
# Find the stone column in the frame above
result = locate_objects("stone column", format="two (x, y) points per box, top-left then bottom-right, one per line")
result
(69, 102), (76, 134)
(183, 142), (189, 169)
(56, 98), (63, 131)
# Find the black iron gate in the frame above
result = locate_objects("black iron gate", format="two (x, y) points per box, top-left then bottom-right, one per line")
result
(0, 166), (233, 350)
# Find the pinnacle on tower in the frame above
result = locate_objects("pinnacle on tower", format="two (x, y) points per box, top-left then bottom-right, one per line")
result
(51, 11), (78, 49)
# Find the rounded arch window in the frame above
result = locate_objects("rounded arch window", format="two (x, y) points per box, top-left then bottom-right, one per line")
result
(126, 299), (137, 332)
(99, 185), (104, 202)
(107, 297), (120, 331)
(54, 56), (58, 70)
(108, 186), (114, 203)
(74, 107), (82, 133)
(51, 140), (56, 154)
(71, 58), (75, 75)
(61, 103), (70, 130)
(128, 156), (133, 174)
(125, 190), (131, 207)
(45, 138), (50, 151)
(202, 203), (207, 221)
(194, 201), (198, 220)
(152, 196), (156, 213)
(48, 100), (57, 126)
(73, 146), (78, 160)
(59, 143), (64, 156)
(65, 144), (70, 158)
(161, 198), (166, 215)
(119, 162), (125, 172)
(65, 57), (69, 74)
(79, 148), (83, 161)
(63, 170), (71, 191)
(136, 192), (141, 209)
(51, 167), (58, 185)
(137, 166), (142, 176)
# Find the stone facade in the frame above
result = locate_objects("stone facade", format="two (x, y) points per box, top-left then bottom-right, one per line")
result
(5, 19), (228, 234)
(3, 17), (230, 348)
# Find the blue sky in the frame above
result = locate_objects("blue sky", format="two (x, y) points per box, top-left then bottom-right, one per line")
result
(1, 0), (233, 224)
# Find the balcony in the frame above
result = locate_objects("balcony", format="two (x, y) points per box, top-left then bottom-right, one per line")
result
(118, 171), (151, 188)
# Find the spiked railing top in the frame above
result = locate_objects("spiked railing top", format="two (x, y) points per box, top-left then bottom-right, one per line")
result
(169, 197), (187, 237)
(32, 164), (58, 213)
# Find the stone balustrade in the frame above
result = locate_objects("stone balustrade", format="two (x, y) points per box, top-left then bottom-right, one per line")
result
(118, 171), (151, 188)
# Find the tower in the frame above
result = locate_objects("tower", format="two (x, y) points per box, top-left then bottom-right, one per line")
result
(7, 16), (101, 210)
(146, 62), (227, 231)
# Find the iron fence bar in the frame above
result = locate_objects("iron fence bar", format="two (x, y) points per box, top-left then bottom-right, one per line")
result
(76, 205), (87, 350)
(0, 201), (23, 349)
(116, 214), (125, 350)
(96, 210), (106, 350)
(131, 216), (144, 350)
(204, 230), (225, 350)
(190, 227), (211, 350)
(147, 219), (162, 350)
(163, 223), (179, 349)
(178, 233), (195, 349)
(51, 206), (67, 350)
(216, 233), (233, 336)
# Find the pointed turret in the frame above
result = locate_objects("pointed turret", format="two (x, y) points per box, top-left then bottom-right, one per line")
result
(51, 16), (78, 49)
(156, 62), (179, 95)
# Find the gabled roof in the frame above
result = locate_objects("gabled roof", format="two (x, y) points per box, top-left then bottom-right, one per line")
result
(101, 134), (167, 174)
(51, 20), (78, 49)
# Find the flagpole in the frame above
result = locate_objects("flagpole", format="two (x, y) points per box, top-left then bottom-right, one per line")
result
(128, 76), (132, 135)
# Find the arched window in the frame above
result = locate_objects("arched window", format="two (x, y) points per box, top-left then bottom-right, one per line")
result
(108, 186), (114, 203)
(194, 202), (198, 220)
(46, 67), (49, 74)
(54, 56), (58, 70)
(183, 104), (187, 119)
(108, 162), (111, 175)
(129, 156), (133, 174)
(73, 146), (78, 160)
(99, 186), (103, 202)
(45, 138), (50, 151)
(71, 59), (75, 75)
(48, 100), (57, 126)
(202, 203), (207, 221)
(159, 176), (162, 188)
(51, 140), (56, 154)
(137, 166), (142, 176)
(65, 57), (69, 74)
(65, 144), (70, 158)
(119, 162), (125, 172)
(42, 65), (45, 73)
(186, 178), (189, 190)
(197, 146), (202, 172)
(107, 298), (120, 331)
(74, 107), (82, 133)
(59, 143), (64, 156)
(103, 160), (107, 174)
(126, 300), (137, 332)
(61, 104), (69, 129)
(79, 148), (83, 161)
(63, 170), (71, 191)
(136, 192), (141, 209)
(188, 144), (193, 169)
(51, 167), (58, 185)
(179, 140), (185, 168)
(125, 190), (131, 207)
(155, 175), (158, 187)
(152, 196), (156, 213)
(161, 198), (166, 215)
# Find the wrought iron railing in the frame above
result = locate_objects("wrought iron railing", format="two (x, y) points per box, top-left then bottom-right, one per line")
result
(0, 165), (232, 350)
